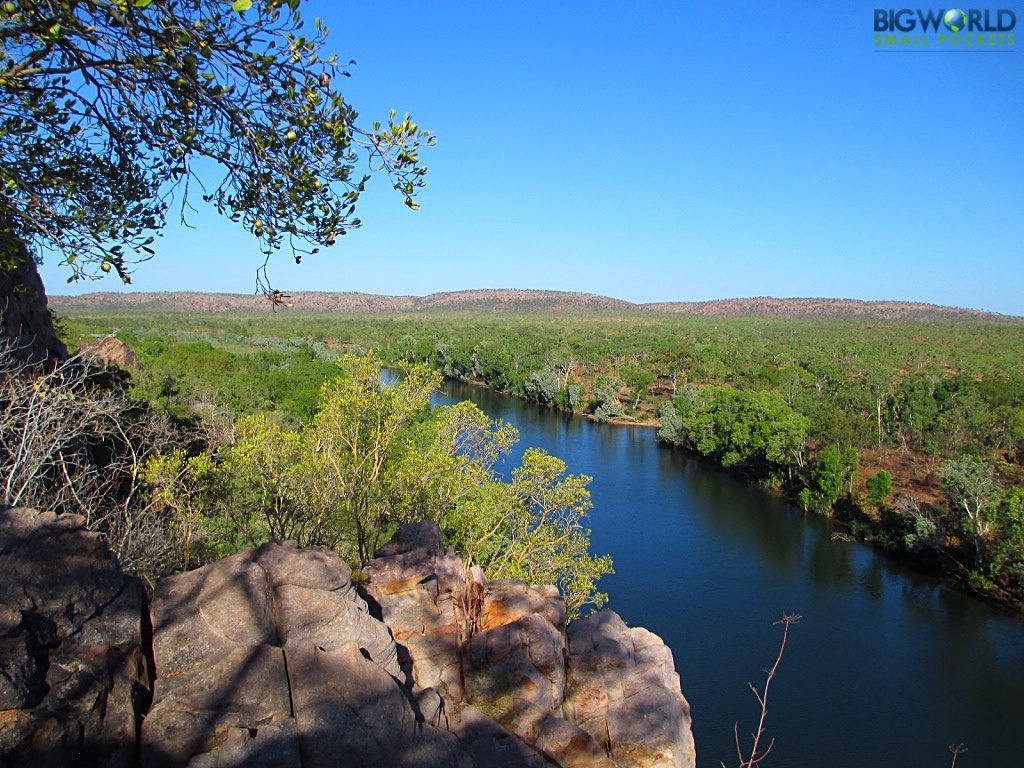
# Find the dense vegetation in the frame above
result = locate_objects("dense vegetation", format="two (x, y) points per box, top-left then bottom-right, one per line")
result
(139, 349), (611, 615)
(59, 309), (1024, 607)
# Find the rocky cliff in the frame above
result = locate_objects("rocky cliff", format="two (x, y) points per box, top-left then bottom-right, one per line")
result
(0, 508), (695, 767)
(366, 523), (695, 768)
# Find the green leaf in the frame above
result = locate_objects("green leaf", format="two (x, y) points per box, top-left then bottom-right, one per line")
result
(133, 0), (154, 8)
(232, 0), (253, 11)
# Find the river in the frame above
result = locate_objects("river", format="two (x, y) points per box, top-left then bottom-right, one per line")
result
(430, 378), (1024, 768)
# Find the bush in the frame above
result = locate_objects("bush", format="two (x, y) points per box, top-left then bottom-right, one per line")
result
(0, 347), (182, 582)
(866, 470), (893, 510)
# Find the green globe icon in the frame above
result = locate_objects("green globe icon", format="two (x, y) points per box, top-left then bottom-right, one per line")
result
(943, 8), (967, 32)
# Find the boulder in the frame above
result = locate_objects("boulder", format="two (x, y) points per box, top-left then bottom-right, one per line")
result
(0, 507), (148, 768)
(463, 613), (566, 741)
(77, 336), (140, 371)
(286, 641), (469, 768)
(564, 611), (696, 768)
(453, 705), (559, 768)
(367, 521), (696, 768)
(142, 540), (462, 768)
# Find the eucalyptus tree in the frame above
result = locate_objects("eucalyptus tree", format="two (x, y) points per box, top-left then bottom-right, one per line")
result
(310, 352), (441, 564)
(939, 456), (1001, 568)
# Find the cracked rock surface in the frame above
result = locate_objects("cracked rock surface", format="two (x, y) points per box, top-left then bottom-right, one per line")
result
(2, 510), (695, 768)
(0, 507), (147, 768)
(367, 521), (696, 768)
(564, 612), (696, 768)
(141, 540), (466, 768)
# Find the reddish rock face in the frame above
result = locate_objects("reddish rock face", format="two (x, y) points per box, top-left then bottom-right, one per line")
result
(76, 336), (141, 371)
(367, 521), (696, 768)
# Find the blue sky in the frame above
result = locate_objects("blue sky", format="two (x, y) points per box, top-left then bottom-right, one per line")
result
(44, 1), (1024, 314)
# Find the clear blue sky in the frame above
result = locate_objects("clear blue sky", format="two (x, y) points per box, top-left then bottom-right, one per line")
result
(44, 1), (1024, 314)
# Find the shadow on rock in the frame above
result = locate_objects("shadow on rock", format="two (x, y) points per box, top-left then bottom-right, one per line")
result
(0, 506), (149, 768)
(1, 511), (696, 768)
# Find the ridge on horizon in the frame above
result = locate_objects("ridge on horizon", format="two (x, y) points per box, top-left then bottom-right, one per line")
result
(49, 289), (1020, 321)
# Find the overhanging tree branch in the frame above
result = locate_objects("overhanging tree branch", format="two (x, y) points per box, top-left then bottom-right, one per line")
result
(0, 0), (434, 293)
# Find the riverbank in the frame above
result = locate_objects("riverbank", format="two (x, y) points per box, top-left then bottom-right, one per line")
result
(438, 370), (1024, 615)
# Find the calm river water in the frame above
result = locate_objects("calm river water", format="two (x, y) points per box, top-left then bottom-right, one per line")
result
(430, 378), (1023, 768)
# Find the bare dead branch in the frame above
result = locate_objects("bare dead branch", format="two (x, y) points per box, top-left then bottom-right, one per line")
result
(949, 743), (967, 768)
(0, 345), (183, 580)
(731, 614), (801, 768)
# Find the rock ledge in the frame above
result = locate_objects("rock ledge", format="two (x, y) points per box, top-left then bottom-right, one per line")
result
(1, 510), (695, 768)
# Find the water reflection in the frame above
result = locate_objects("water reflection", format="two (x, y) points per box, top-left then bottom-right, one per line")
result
(806, 529), (854, 587)
(858, 555), (886, 601)
(681, 462), (807, 577)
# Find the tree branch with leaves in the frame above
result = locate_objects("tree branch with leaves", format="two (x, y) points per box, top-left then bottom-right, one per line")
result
(0, 0), (434, 295)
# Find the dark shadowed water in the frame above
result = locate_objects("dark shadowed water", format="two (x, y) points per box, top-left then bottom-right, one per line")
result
(431, 378), (1024, 768)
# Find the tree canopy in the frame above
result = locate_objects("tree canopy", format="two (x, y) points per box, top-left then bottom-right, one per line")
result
(143, 351), (614, 615)
(0, 0), (433, 291)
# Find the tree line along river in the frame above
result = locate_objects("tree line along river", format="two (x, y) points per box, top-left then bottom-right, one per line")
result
(430, 376), (1024, 768)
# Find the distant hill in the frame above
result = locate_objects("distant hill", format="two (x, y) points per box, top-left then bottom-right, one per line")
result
(50, 289), (633, 315)
(642, 297), (1016, 322)
(51, 289), (1019, 322)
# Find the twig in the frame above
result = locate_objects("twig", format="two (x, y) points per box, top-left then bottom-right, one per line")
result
(949, 743), (967, 768)
(732, 614), (801, 768)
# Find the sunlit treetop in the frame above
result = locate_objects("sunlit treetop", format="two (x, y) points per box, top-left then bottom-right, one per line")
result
(0, 0), (435, 292)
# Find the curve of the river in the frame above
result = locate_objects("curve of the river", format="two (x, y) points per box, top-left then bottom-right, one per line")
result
(430, 377), (1024, 768)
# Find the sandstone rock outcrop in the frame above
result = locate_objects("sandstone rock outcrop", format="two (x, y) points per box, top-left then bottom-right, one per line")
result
(77, 336), (141, 371)
(565, 612), (695, 768)
(142, 540), (466, 768)
(1, 509), (695, 768)
(0, 507), (148, 768)
(366, 521), (696, 768)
